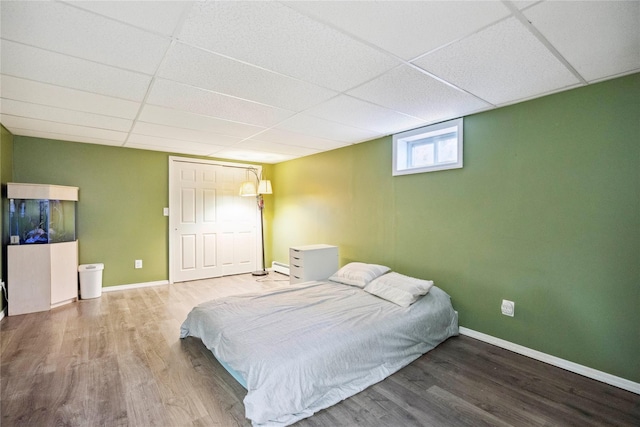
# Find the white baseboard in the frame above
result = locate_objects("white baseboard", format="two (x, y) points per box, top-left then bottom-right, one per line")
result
(102, 280), (169, 293)
(0, 307), (5, 322)
(459, 327), (639, 395)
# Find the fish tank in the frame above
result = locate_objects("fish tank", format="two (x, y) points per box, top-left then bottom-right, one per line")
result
(8, 199), (76, 244)
(6, 183), (78, 245)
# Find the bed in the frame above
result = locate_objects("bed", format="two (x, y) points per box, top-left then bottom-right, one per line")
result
(180, 263), (459, 426)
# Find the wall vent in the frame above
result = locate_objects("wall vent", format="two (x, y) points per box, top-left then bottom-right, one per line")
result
(271, 261), (290, 276)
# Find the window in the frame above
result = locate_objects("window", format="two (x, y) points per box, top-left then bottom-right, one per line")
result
(393, 118), (463, 176)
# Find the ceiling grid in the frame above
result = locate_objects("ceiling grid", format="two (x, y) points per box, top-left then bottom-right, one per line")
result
(0, 0), (638, 163)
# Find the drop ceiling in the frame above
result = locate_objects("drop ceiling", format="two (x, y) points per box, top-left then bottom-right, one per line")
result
(1, 1), (638, 164)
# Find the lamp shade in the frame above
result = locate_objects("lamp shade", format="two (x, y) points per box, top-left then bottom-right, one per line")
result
(239, 181), (257, 197)
(258, 180), (272, 195)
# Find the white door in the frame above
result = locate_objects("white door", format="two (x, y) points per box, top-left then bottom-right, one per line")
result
(170, 158), (259, 283)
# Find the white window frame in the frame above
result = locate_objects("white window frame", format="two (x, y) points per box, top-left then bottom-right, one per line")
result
(392, 118), (463, 176)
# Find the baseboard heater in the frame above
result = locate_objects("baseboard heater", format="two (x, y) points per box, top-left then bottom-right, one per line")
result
(271, 261), (290, 276)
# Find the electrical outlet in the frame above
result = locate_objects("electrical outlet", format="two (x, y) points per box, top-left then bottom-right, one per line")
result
(501, 299), (515, 317)
(135, 259), (143, 269)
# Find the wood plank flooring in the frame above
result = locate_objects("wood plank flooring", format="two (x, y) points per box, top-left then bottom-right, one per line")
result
(1, 273), (638, 426)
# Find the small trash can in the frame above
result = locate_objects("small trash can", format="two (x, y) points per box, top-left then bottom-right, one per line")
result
(78, 263), (104, 299)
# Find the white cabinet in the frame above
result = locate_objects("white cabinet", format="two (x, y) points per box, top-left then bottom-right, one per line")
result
(289, 244), (338, 285)
(8, 241), (78, 316)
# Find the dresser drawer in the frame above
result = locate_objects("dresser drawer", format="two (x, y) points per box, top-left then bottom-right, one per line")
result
(289, 264), (305, 284)
(289, 248), (305, 262)
(289, 254), (304, 268)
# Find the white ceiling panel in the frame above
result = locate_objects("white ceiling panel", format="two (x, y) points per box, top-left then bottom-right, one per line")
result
(249, 128), (348, 151)
(131, 122), (241, 147)
(348, 65), (490, 123)
(1, 40), (152, 102)
(413, 17), (581, 106)
(1, 115), (126, 143)
(275, 114), (381, 143)
(126, 141), (214, 156)
(126, 134), (226, 156)
(524, 1), (640, 82)
(159, 43), (338, 111)
(0, 1), (170, 74)
(67, 1), (191, 36)
(303, 95), (427, 135)
(147, 79), (296, 128)
(1, 1), (636, 164)
(177, 1), (399, 92)
(0, 99), (133, 132)
(138, 105), (264, 139)
(236, 139), (321, 157)
(285, 1), (510, 61)
(8, 128), (125, 147)
(0, 75), (141, 119)
(210, 147), (295, 164)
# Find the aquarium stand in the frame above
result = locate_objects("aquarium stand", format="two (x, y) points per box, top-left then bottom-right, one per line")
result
(6, 183), (79, 316)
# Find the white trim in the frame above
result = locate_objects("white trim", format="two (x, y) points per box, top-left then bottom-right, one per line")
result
(0, 307), (5, 322)
(459, 327), (640, 395)
(101, 280), (169, 293)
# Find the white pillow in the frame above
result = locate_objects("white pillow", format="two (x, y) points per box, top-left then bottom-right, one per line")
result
(364, 272), (434, 307)
(328, 262), (390, 288)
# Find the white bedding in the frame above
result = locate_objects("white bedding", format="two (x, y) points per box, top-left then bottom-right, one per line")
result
(180, 280), (458, 426)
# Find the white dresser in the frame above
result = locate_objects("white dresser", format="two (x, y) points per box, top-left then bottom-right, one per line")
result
(289, 244), (338, 285)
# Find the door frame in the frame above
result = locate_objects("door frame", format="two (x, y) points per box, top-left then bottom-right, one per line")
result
(168, 156), (262, 284)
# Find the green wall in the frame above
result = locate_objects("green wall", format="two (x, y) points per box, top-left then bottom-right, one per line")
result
(10, 139), (273, 288)
(272, 74), (640, 383)
(0, 125), (14, 313)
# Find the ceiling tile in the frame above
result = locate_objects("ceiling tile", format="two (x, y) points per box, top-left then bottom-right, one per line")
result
(285, 1), (510, 61)
(138, 105), (264, 139)
(132, 122), (242, 146)
(0, 75), (141, 119)
(159, 43), (338, 111)
(348, 65), (490, 123)
(147, 79), (296, 128)
(303, 95), (427, 135)
(275, 114), (380, 143)
(7, 128), (124, 147)
(247, 128), (347, 151)
(413, 17), (581, 105)
(1, 40), (152, 101)
(177, 1), (399, 91)
(524, 1), (640, 82)
(1, 115), (127, 142)
(68, 1), (191, 36)
(0, 98), (133, 132)
(0, 1), (170, 74)
(236, 139), (321, 157)
(126, 134), (227, 155)
(209, 147), (296, 164)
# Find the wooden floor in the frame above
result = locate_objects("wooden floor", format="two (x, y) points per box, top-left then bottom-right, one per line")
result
(1, 273), (638, 427)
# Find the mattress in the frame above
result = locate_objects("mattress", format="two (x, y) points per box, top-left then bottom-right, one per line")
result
(180, 280), (458, 426)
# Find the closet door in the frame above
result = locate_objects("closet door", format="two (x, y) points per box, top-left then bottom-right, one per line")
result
(170, 159), (258, 283)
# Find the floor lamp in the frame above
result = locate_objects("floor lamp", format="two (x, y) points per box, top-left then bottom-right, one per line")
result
(239, 168), (272, 276)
